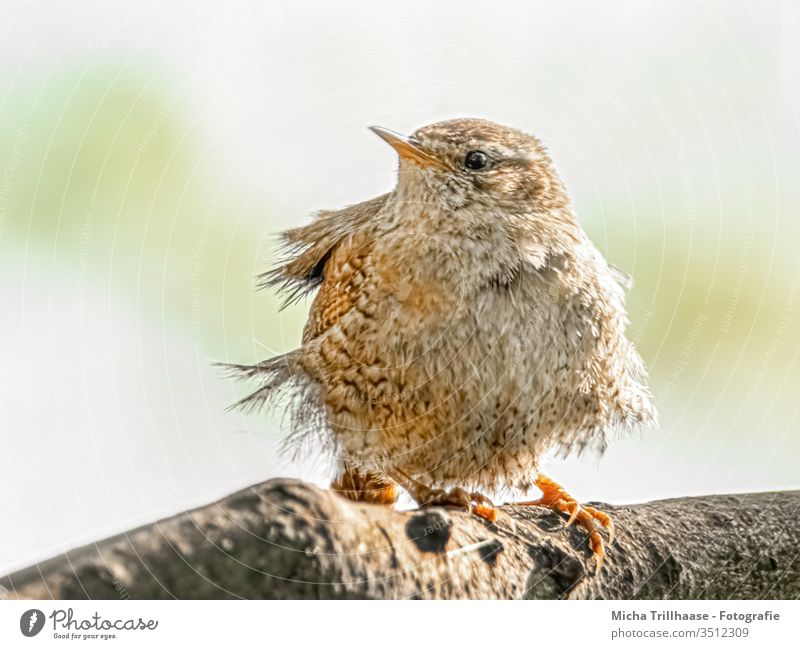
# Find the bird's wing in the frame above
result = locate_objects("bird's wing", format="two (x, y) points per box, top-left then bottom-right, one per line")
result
(302, 230), (375, 343)
(259, 193), (389, 307)
(220, 197), (387, 421)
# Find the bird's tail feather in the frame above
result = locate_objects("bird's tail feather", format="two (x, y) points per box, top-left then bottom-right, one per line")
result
(215, 351), (327, 461)
(216, 352), (301, 413)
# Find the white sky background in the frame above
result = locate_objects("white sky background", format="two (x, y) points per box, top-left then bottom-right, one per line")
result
(1, 0), (799, 573)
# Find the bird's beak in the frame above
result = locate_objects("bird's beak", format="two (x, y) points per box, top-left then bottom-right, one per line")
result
(369, 126), (445, 170)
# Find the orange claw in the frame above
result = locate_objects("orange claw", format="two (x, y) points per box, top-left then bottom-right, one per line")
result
(472, 501), (497, 523)
(565, 501), (580, 527)
(508, 475), (614, 574)
(389, 469), (498, 523)
(584, 504), (615, 545)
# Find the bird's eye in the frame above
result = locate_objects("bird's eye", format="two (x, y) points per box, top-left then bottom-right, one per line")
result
(464, 150), (488, 171)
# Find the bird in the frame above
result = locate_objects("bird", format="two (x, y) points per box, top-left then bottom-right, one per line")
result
(222, 118), (656, 572)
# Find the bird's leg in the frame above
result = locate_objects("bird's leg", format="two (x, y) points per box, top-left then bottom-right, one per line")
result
(388, 468), (497, 523)
(468, 491), (498, 522)
(331, 465), (398, 505)
(508, 475), (614, 574)
(388, 468), (469, 508)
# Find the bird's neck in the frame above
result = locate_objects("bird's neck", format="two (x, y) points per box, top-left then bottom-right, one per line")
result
(380, 192), (522, 292)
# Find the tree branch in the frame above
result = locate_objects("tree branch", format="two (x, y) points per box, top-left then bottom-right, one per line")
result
(2, 479), (798, 599)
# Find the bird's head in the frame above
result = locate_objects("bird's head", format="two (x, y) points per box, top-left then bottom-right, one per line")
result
(370, 118), (570, 217)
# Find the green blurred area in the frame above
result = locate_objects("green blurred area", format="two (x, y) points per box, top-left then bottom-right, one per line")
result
(0, 62), (305, 365)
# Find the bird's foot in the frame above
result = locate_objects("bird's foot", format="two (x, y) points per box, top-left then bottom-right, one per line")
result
(389, 469), (497, 523)
(509, 475), (614, 574)
(331, 467), (398, 505)
(469, 490), (498, 523)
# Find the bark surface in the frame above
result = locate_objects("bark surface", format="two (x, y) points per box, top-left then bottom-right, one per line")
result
(2, 479), (798, 599)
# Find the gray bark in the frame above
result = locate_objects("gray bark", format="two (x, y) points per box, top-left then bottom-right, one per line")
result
(1, 479), (798, 599)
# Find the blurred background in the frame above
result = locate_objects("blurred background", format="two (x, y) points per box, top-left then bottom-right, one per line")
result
(1, 0), (798, 574)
